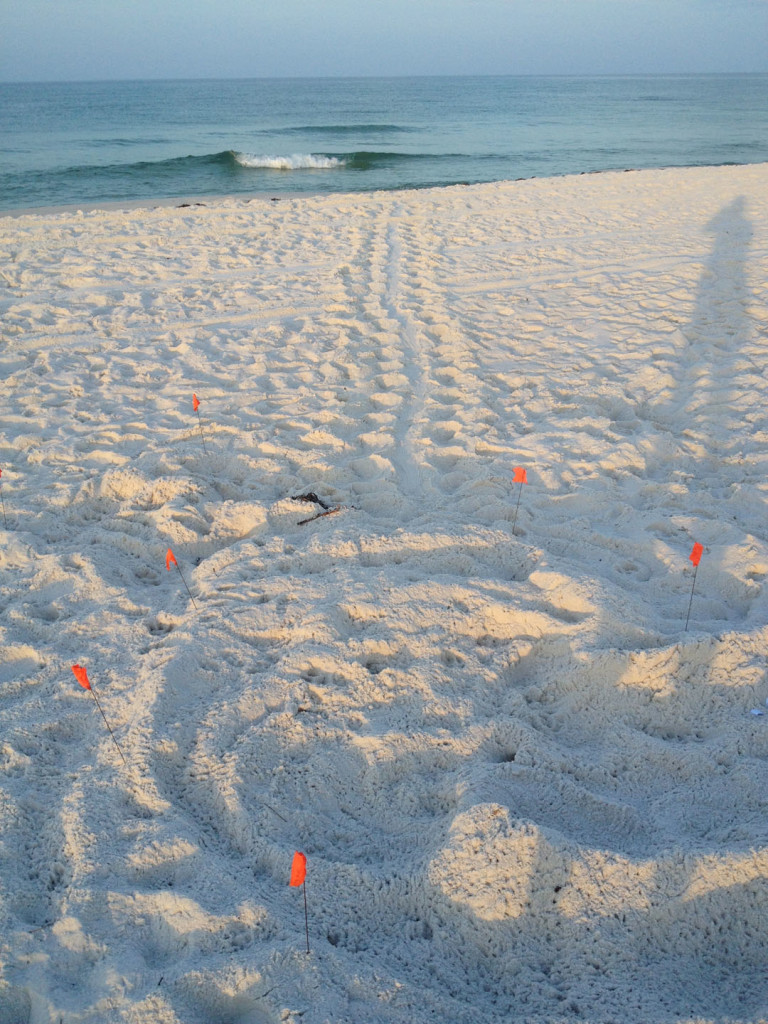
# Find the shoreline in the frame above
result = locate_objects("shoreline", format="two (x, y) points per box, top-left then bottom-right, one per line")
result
(0, 190), (298, 219)
(3, 159), (767, 220)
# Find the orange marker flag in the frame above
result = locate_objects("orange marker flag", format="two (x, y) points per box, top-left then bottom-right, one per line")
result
(290, 851), (307, 887)
(165, 548), (197, 608)
(289, 851), (310, 953)
(193, 393), (200, 412)
(511, 466), (528, 535)
(70, 664), (126, 765)
(685, 542), (704, 631)
(72, 663), (91, 690)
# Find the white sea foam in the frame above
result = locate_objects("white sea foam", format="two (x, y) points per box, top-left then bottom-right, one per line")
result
(234, 151), (344, 170)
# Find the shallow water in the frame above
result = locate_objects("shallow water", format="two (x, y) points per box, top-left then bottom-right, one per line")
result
(2, 74), (767, 210)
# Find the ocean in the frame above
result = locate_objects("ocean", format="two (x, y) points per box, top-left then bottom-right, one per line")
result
(1, 75), (767, 212)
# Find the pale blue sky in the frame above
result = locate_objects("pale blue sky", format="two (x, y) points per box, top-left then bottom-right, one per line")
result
(1, 0), (767, 81)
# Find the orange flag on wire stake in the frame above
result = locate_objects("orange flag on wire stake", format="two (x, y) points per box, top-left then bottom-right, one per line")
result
(72, 664), (91, 690)
(685, 542), (704, 631)
(290, 851), (307, 887)
(164, 547), (197, 608)
(511, 466), (528, 535)
(70, 664), (126, 765)
(192, 393), (209, 454)
(289, 851), (310, 953)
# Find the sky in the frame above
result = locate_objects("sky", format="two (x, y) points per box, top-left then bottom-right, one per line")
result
(1, 0), (767, 81)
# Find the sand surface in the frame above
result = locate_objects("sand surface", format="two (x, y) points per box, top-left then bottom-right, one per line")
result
(1, 164), (768, 1023)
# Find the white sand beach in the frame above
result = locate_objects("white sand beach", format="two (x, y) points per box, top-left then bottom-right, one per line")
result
(1, 162), (768, 1024)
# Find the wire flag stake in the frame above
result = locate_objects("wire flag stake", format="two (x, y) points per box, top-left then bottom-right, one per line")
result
(71, 664), (127, 766)
(166, 548), (198, 609)
(685, 542), (704, 631)
(511, 466), (527, 536)
(193, 393), (209, 455)
(289, 851), (310, 954)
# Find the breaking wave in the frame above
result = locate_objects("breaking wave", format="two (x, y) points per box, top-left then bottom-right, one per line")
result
(233, 152), (345, 170)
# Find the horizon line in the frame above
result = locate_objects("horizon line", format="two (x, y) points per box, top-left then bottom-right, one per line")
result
(2, 70), (768, 87)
